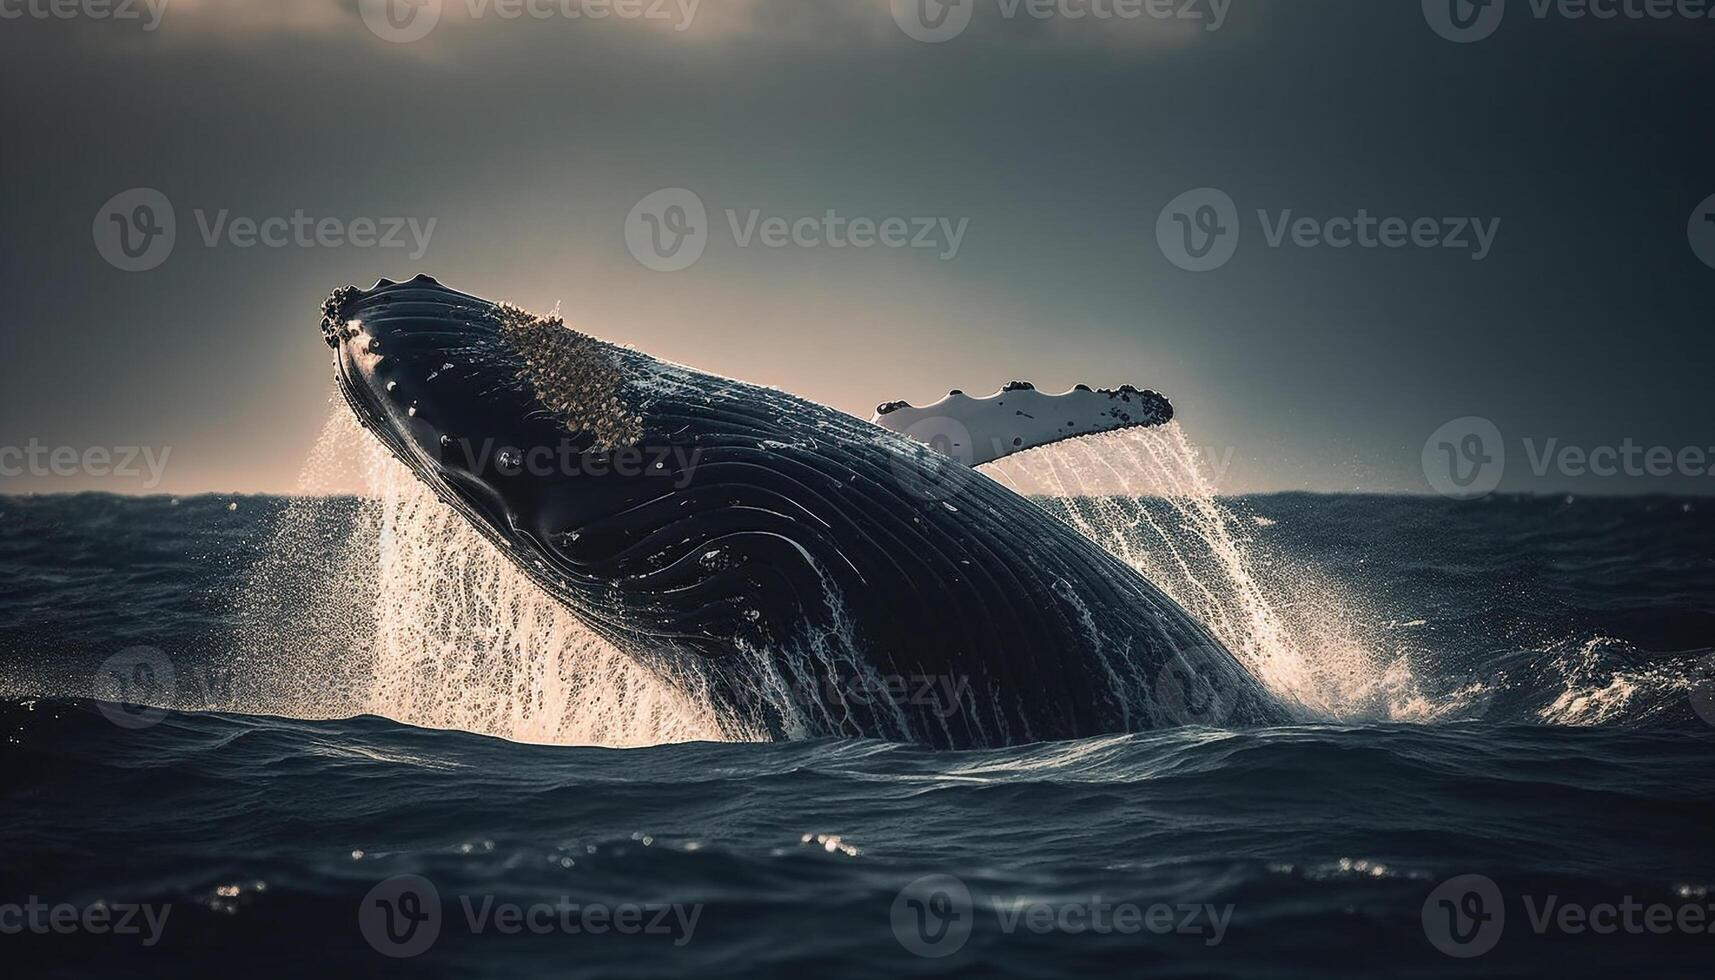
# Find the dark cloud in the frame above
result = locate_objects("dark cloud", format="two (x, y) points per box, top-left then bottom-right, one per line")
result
(1, 0), (1711, 494)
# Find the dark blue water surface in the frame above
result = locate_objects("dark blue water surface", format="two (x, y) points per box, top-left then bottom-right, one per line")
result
(2, 493), (1713, 978)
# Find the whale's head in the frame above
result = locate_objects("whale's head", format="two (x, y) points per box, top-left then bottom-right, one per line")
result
(320, 275), (688, 624)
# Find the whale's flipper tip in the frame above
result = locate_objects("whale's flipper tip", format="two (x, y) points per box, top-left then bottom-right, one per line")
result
(871, 382), (1173, 466)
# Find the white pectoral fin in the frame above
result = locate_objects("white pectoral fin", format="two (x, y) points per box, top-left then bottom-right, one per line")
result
(871, 381), (1174, 467)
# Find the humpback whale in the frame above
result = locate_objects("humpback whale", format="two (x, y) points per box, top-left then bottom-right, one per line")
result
(322, 275), (1288, 747)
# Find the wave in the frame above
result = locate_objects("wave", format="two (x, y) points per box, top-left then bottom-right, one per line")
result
(208, 409), (1715, 745)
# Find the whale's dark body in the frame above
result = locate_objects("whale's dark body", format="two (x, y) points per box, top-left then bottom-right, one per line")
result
(323, 276), (1287, 746)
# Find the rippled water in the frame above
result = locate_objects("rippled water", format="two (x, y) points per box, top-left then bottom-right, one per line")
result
(2, 490), (1713, 977)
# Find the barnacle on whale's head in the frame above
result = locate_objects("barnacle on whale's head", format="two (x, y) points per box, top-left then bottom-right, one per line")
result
(489, 303), (643, 452)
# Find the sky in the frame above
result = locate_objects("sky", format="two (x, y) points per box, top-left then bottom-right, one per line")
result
(1, 0), (1712, 496)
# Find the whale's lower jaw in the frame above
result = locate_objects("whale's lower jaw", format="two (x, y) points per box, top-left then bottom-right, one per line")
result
(324, 276), (1290, 747)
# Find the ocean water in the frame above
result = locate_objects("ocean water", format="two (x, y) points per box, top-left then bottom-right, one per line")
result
(3, 430), (1714, 977)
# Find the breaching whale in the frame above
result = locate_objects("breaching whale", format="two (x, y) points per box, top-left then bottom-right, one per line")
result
(322, 275), (1287, 747)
